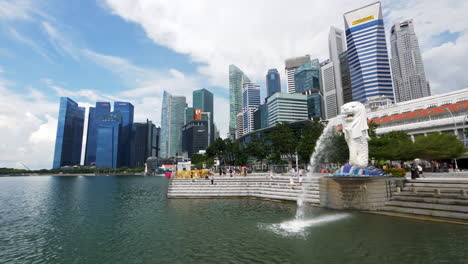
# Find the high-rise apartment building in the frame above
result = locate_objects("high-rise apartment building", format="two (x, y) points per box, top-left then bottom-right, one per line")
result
(114, 102), (134, 167)
(52, 97), (85, 169)
(321, 60), (338, 119)
(84, 102), (110, 166)
(266, 93), (308, 126)
(96, 111), (122, 169)
(193, 88), (214, 143)
(229, 64), (250, 139)
(242, 83), (261, 135)
(390, 19), (431, 102)
(285, 55), (311, 94)
(328, 26), (346, 111)
(266, 69), (281, 98)
(344, 2), (394, 105)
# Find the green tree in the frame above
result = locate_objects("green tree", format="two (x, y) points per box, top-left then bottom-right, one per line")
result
(268, 122), (299, 168)
(246, 136), (270, 166)
(326, 132), (349, 164)
(297, 121), (324, 164)
(369, 131), (416, 162)
(413, 132), (466, 160)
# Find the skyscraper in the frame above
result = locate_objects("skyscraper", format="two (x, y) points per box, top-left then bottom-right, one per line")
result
(390, 19), (431, 102)
(328, 26), (346, 110)
(321, 60), (338, 119)
(242, 82), (261, 134)
(266, 93), (308, 126)
(229, 64), (250, 139)
(185, 107), (194, 125)
(114, 102), (134, 167)
(236, 112), (244, 139)
(344, 2), (394, 105)
(266, 69), (281, 98)
(130, 120), (157, 168)
(169, 95), (187, 157)
(193, 88), (214, 143)
(52, 97), (85, 169)
(84, 102), (110, 166)
(182, 120), (209, 158)
(294, 59), (321, 94)
(160, 91), (171, 158)
(96, 111), (122, 168)
(340, 51), (353, 104)
(285, 55), (310, 94)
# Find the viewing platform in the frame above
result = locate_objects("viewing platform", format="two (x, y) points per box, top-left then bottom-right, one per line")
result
(167, 174), (320, 205)
(167, 172), (468, 224)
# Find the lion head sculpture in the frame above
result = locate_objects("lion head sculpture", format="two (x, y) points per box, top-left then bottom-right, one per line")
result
(341, 101), (369, 139)
(340, 101), (369, 167)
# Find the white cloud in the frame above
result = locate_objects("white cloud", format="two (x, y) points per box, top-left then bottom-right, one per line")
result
(0, 0), (34, 20)
(0, 75), (57, 169)
(103, 0), (468, 95)
(7, 28), (51, 60)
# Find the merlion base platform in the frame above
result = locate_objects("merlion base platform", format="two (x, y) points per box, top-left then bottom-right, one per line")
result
(319, 177), (404, 211)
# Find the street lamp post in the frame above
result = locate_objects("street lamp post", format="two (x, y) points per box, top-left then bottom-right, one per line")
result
(446, 109), (459, 170)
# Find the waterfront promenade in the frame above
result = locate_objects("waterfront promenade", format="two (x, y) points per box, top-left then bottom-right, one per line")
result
(168, 172), (468, 224)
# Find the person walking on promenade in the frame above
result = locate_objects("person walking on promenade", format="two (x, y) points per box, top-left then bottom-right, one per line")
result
(289, 177), (295, 190)
(410, 164), (418, 179)
(417, 164), (424, 178)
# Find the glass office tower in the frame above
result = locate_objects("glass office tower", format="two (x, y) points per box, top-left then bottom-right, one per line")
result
(193, 88), (214, 143)
(344, 2), (394, 105)
(114, 102), (134, 167)
(266, 69), (281, 98)
(294, 59), (321, 94)
(229, 64), (250, 139)
(84, 102), (110, 166)
(52, 97), (85, 169)
(96, 111), (122, 168)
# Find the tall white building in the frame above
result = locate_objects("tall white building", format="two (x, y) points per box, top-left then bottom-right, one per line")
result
(390, 19), (431, 102)
(285, 55), (310, 94)
(236, 112), (244, 139)
(242, 82), (261, 134)
(321, 60), (338, 119)
(328, 26), (346, 110)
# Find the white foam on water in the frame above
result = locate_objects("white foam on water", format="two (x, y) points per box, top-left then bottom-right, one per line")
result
(259, 213), (350, 238)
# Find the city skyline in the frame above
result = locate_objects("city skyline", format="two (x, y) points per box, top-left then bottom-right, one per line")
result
(1, 0), (467, 169)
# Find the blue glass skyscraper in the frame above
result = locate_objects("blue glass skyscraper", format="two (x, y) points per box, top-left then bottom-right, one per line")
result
(294, 59), (321, 94)
(266, 69), (281, 98)
(114, 102), (134, 167)
(344, 2), (394, 104)
(52, 97), (85, 169)
(96, 111), (122, 168)
(84, 102), (110, 165)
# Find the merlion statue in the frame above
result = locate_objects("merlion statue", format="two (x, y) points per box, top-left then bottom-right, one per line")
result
(341, 102), (369, 167)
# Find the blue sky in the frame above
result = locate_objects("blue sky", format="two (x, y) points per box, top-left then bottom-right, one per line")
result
(1, 0), (467, 169)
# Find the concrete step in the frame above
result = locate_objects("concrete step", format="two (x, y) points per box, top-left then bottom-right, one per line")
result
(380, 206), (468, 220)
(402, 187), (467, 194)
(391, 195), (468, 206)
(394, 191), (468, 199)
(386, 200), (468, 213)
(405, 182), (468, 189)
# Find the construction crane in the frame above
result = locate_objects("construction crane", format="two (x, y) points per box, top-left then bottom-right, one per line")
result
(19, 162), (31, 171)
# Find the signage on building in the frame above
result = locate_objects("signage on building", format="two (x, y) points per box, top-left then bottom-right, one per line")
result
(194, 109), (202, 120)
(352, 15), (374, 25)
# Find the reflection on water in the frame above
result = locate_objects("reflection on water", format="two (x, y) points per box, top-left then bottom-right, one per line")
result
(0, 176), (467, 264)
(259, 213), (350, 238)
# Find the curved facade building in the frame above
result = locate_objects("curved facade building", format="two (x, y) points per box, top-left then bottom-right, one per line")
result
(344, 2), (394, 105)
(229, 64), (250, 139)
